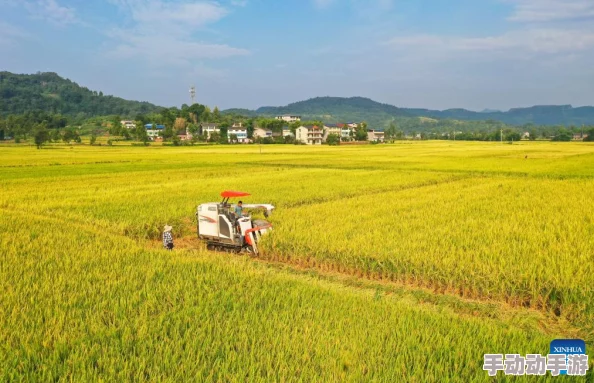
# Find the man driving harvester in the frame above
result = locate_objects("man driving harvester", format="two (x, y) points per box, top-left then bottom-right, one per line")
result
(234, 201), (244, 218)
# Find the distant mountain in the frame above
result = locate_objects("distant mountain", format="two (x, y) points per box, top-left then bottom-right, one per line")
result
(227, 97), (594, 127)
(0, 71), (162, 117)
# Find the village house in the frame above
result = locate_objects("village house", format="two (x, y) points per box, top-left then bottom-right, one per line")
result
(367, 129), (385, 142)
(282, 126), (293, 137)
(324, 124), (342, 141)
(324, 123), (355, 141)
(341, 125), (354, 140)
(177, 131), (189, 141)
(275, 115), (301, 123)
(296, 125), (323, 145)
(253, 127), (273, 139)
(228, 127), (248, 143)
(144, 123), (164, 140)
(121, 120), (136, 129)
(201, 123), (220, 139)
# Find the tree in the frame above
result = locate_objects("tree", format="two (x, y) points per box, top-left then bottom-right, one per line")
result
(134, 121), (146, 141)
(354, 123), (368, 141)
(51, 128), (61, 142)
(385, 122), (398, 142)
(213, 106), (221, 122)
(33, 124), (50, 149)
(109, 116), (122, 136)
(229, 134), (238, 144)
(326, 133), (340, 146)
(552, 129), (572, 142)
(62, 129), (74, 143)
(506, 131), (521, 142)
(62, 128), (80, 143)
(187, 123), (200, 138)
(584, 128), (594, 142)
(90, 134), (97, 145)
(162, 125), (174, 141)
(121, 127), (131, 140)
(209, 132), (221, 143)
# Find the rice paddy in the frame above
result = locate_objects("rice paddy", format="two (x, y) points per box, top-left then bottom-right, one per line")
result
(1, 141), (592, 381)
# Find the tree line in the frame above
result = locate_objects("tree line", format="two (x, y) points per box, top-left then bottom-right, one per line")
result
(1, 102), (593, 148)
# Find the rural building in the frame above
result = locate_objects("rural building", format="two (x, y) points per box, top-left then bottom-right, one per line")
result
(296, 125), (323, 145)
(275, 115), (301, 123)
(228, 127), (248, 143)
(341, 125), (354, 140)
(121, 120), (136, 129)
(232, 122), (244, 128)
(201, 123), (220, 139)
(367, 129), (385, 142)
(325, 123), (354, 141)
(253, 128), (272, 139)
(324, 124), (342, 141)
(282, 126), (293, 137)
(145, 123), (164, 139)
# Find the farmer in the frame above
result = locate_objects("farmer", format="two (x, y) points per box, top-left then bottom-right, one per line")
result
(163, 224), (174, 250)
(234, 201), (244, 218)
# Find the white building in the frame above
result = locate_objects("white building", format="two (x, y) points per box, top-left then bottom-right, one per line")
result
(228, 128), (248, 143)
(296, 125), (323, 145)
(324, 124), (354, 141)
(121, 120), (136, 129)
(144, 123), (164, 140)
(341, 126), (353, 140)
(275, 115), (301, 123)
(253, 128), (273, 139)
(201, 123), (220, 139)
(367, 129), (385, 142)
(282, 127), (293, 137)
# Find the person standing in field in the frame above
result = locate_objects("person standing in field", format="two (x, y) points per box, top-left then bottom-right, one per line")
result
(163, 225), (174, 250)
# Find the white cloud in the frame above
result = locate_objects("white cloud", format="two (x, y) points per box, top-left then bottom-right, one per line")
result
(313, 0), (393, 11)
(105, 0), (249, 67)
(120, 0), (228, 27)
(0, 21), (31, 45)
(312, 0), (335, 9)
(24, 0), (78, 26)
(384, 28), (594, 55)
(506, 0), (594, 22)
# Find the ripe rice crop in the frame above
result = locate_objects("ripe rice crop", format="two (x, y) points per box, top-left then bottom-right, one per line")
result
(1, 141), (592, 380)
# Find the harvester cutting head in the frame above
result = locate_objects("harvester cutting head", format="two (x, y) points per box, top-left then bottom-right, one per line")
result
(196, 191), (274, 254)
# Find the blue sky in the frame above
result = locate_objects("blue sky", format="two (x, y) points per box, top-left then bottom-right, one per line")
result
(1, 0), (593, 111)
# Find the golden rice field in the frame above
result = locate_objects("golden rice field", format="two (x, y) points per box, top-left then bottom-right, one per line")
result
(1, 141), (593, 381)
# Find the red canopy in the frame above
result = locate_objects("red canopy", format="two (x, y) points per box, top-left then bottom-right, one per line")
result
(221, 190), (251, 198)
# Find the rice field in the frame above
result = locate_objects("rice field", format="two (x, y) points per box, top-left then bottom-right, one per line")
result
(1, 141), (593, 381)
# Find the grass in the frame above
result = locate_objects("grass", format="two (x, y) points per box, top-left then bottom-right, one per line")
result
(0, 141), (592, 381)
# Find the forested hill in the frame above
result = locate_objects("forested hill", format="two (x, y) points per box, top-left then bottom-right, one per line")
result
(0, 72), (162, 117)
(247, 97), (594, 127)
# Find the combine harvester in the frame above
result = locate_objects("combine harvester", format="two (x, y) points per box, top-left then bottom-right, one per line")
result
(196, 191), (274, 254)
